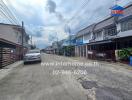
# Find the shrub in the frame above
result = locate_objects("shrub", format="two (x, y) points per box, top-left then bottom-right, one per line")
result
(118, 48), (132, 61)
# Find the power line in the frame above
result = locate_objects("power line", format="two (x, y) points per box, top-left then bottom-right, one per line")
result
(0, 0), (20, 25)
(64, 0), (90, 34)
(66, 0), (90, 24)
(1, 0), (20, 24)
(3, 0), (21, 24)
(0, 7), (14, 24)
(0, 4), (18, 24)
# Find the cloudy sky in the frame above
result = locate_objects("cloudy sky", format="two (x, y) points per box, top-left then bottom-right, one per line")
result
(2, 0), (132, 48)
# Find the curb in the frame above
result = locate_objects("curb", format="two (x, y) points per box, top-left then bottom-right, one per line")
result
(0, 61), (23, 80)
(5, 61), (23, 69)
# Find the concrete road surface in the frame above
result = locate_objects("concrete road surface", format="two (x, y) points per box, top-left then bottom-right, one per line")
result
(0, 53), (132, 100)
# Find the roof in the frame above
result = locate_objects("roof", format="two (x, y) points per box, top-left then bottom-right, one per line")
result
(0, 38), (22, 47)
(0, 23), (28, 34)
(76, 24), (96, 37)
(94, 17), (115, 31)
(0, 23), (21, 27)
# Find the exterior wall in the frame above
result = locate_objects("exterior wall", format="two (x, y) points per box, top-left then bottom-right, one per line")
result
(94, 31), (104, 41)
(94, 17), (115, 31)
(0, 24), (29, 47)
(0, 24), (22, 45)
(117, 17), (132, 37)
(83, 33), (92, 43)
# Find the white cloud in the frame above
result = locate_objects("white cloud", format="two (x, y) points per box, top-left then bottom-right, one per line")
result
(3, 0), (131, 48)
(25, 24), (68, 48)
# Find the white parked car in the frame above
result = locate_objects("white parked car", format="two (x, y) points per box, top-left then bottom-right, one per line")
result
(24, 49), (41, 64)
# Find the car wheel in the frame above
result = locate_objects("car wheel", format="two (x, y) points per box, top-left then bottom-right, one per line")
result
(24, 62), (27, 65)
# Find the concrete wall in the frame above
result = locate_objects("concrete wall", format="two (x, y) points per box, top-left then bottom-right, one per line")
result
(0, 24), (22, 45)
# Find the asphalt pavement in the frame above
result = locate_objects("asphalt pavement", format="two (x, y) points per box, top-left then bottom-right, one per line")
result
(0, 53), (132, 100)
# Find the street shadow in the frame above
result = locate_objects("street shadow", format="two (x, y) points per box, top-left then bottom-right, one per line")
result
(24, 61), (41, 65)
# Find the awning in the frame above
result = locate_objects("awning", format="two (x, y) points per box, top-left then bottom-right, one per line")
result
(116, 30), (132, 38)
(88, 40), (113, 45)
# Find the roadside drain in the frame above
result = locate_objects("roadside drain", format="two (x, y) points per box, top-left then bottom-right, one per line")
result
(80, 81), (98, 89)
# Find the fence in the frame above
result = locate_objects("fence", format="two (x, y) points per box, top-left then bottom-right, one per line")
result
(95, 50), (116, 61)
(0, 47), (21, 68)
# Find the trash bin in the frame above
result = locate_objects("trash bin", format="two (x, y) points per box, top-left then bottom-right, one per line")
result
(130, 56), (132, 66)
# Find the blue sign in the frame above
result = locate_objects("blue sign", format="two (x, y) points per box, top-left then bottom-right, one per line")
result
(111, 5), (124, 16)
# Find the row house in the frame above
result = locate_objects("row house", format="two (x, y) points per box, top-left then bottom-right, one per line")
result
(0, 23), (29, 68)
(75, 24), (95, 58)
(75, 4), (132, 61)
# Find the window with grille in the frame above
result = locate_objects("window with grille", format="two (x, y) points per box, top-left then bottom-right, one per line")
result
(105, 26), (117, 36)
(121, 18), (132, 32)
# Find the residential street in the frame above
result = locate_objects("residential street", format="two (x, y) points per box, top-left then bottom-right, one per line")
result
(0, 53), (132, 100)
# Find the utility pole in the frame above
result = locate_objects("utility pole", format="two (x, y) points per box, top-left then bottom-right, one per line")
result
(67, 25), (72, 56)
(31, 35), (32, 45)
(22, 21), (24, 60)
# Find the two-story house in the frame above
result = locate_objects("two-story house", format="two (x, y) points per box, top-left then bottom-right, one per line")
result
(0, 23), (29, 67)
(75, 24), (95, 58)
(75, 3), (132, 61)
